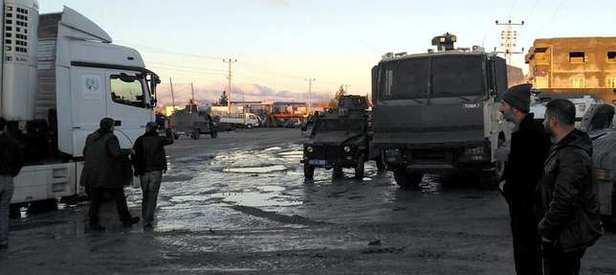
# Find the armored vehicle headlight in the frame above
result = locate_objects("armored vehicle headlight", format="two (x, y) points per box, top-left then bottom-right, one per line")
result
(307, 146), (314, 153)
(344, 146), (351, 153)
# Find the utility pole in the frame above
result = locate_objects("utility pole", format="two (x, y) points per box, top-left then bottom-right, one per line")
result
(305, 78), (316, 115)
(223, 58), (237, 113)
(495, 19), (525, 65)
(190, 82), (195, 113)
(169, 77), (176, 115)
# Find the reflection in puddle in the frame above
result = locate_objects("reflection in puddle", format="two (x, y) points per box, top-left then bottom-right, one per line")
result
(418, 174), (441, 194)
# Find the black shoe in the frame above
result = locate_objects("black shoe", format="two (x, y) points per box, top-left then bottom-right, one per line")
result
(88, 224), (106, 232)
(122, 217), (140, 227)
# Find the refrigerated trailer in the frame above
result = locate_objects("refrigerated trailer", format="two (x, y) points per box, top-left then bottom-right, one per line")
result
(1, 0), (160, 209)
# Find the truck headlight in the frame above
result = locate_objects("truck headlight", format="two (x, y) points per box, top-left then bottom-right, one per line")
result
(306, 146), (314, 153)
(343, 146), (351, 153)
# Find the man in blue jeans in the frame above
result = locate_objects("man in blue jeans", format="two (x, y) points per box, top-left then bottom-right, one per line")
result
(133, 122), (173, 229)
(0, 117), (23, 249)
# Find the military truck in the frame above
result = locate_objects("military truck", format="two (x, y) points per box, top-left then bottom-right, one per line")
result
(302, 95), (377, 179)
(371, 33), (511, 188)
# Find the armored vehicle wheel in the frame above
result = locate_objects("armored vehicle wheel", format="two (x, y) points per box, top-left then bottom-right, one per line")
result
(478, 169), (498, 190)
(355, 154), (365, 179)
(304, 163), (315, 180)
(333, 167), (344, 178)
(393, 168), (423, 188)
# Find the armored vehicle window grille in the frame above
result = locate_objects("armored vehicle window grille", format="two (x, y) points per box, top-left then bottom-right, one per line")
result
(380, 57), (429, 100)
(110, 74), (147, 108)
(431, 55), (485, 97)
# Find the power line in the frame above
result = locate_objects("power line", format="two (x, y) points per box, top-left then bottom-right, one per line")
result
(116, 40), (224, 61)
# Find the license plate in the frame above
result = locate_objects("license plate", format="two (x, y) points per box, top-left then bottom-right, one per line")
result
(309, 160), (327, 165)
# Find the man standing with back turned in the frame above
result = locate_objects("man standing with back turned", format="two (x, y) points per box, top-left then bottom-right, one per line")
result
(499, 84), (550, 275)
(538, 99), (602, 275)
(133, 122), (172, 229)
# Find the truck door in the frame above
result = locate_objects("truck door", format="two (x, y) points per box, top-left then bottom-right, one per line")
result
(106, 69), (153, 148)
(70, 68), (109, 156)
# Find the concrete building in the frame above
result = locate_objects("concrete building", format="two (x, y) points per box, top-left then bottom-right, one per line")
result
(526, 37), (616, 103)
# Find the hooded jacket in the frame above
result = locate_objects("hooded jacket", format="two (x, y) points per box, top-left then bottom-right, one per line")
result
(537, 129), (603, 251)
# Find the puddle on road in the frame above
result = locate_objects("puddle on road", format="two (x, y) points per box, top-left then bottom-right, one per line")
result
(223, 165), (287, 174)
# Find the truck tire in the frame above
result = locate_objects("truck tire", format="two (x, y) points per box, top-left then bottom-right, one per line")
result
(192, 129), (200, 140)
(478, 169), (498, 190)
(355, 155), (365, 179)
(174, 133), (180, 140)
(393, 168), (423, 189)
(304, 163), (315, 180)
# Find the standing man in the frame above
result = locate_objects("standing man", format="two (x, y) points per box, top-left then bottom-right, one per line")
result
(538, 99), (603, 275)
(0, 117), (23, 249)
(81, 118), (139, 231)
(133, 122), (172, 229)
(499, 84), (551, 275)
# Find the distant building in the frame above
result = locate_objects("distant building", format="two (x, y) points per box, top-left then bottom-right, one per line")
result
(526, 37), (616, 103)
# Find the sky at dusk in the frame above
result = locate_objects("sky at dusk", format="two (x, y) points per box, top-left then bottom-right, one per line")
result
(39, 0), (616, 106)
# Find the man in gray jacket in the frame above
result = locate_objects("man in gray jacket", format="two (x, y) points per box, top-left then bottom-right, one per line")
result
(538, 99), (603, 275)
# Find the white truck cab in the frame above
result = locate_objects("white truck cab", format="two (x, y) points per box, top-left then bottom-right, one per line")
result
(1, 1), (159, 207)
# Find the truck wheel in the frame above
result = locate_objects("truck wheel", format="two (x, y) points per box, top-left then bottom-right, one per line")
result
(304, 163), (315, 180)
(192, 129), (200, 140)
(174, 133), (180, 140)
(27, 199), (58, 215)
(478, 169), (498, 190)
(375, 153), (386, 172)
(333, 167), (344, 178)
(393, 168), (423, 189)
(9, 205), (21, 219)
(355, 154), (365, 179)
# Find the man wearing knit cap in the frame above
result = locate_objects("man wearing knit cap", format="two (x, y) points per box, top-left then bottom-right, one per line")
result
(499, 84), (551, 275)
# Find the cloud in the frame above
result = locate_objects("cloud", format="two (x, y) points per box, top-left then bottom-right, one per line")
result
(155, 82), (332, 106)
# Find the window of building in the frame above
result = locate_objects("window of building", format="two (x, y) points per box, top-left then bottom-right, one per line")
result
(571, 77), (585, 88)
(534, 47), (549, 64)
(534, 76), (549, 88)
(569, 52), (586, 63)
(608, 52), (616, 63)
(607, 77), (616, 88)
(110, 74), (146, 108)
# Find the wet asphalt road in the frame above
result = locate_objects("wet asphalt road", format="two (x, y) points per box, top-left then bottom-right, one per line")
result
(1, 128), (615, 274)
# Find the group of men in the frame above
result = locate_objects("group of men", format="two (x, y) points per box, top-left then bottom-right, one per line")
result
(499, 84), (603, 275)
(80, 118), (172, 231)
(0, 84), (607, 275)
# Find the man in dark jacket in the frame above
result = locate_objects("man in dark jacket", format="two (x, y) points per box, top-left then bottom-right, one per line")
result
(133, 122), (172, 228)
(499, 84), (551, 275)
(538, 99), (602, 275)
(81, 118), (139, 230)
(0, 117), (23, 249)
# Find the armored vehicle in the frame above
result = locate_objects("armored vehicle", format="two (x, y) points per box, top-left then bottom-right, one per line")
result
(302, 95), (373, 179)
(169, 107), (217, 140)
(371, 33), (511, 188)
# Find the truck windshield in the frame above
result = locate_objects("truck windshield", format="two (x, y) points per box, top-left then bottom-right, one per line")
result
(316, 119), (364, 133)
(379, 55), (485, 100)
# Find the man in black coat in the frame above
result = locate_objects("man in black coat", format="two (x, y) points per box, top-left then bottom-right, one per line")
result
(81, 118), (139, 230)
(133, 122), (172, 228)
(538, 99), (602, 275)
(0, 117), (23, 249)
(499, 84), (551, 275)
